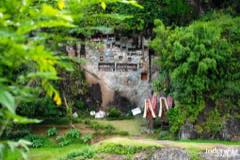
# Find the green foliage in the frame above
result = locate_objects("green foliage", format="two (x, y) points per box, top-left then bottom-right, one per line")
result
(59, 147), (95, 160)
(0, 140), (31, 160)
(87, 120), (106, 131)
(189, 151), (201, 160)
(206, 110), (224, 134)
(102, 124), (116, 135)
(107, 107), (122, 120)
(58, 64), (88, 112)
(75, 100), (86, 111)
(61, 0), (141, 35)
(0, 0), (73, 115)
(65, 129), (81, 139)
(84, 120), (131, 137)
(0, 3), (74, 156)
(84, 120), (118, 136)
(56, 128), (81, 147)
(17, 97), (66, 118)
(167, 107), (187, 134)
(195, 109), (224, 138)
(23, 134), (50, 148)
(56, 136), (72, 147)
(80, 134), (93, 144)
(151, 13), (240, 136)
(0, 0), (140, 159)
(158, 130), (175, 140)
(97, 143), (153, 155)
(43, 117), (71, 125)
(47, 127), (58, 137)
(116, 131), (129, 136)
(107, 0), (193, 32)
(1, 125), (31, 140)
(56, 131), (92, 147)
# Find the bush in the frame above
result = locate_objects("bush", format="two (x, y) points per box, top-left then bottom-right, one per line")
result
(87, 121), (105, 131)
(97, 143), (145, 155)
(84, 119), (91, 125)
(47, 127), (58, 137)
(85, 120), (122, 136)
(59, 147), (95, 160)
(1, 124), (31, 140)
(80, 134), (93, 144)
(65, 129), (81, 139)
(56, 136), (71, 147)
(17, 97), (66, 118)
(75, 100), (85, 111)
(151, 15), (240, 136)
(42, 117), (70, 125)
(23, 134), (50, 148)
(195, 109), (224, 138)
(107, 107), (122, 120)
(72, 118), (83, 123)
(56, 128), (81, 147)
(103, 125), (115, 135)
(116, 131), (129, 136)
(158, 130), (175, 140)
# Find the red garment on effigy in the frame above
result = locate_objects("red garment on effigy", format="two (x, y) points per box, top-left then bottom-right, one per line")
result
(167, 96), (173, 108)
(151, 95), (158, 112)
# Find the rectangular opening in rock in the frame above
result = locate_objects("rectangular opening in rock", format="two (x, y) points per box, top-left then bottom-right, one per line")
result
(98, 63), (115, 71)
(141, 72), (148, 80)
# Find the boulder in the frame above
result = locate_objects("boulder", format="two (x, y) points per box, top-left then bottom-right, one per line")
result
(201, 147), (240, 160)
(221, 119), (240, 141)
(133, 151), (152, 160)
(150, 148), (190, 160)
(179, 122), (195, 140)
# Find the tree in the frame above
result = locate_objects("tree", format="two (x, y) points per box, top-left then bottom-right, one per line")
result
(106, 0), (193, 34)
(0, 0), (140, 158)
(151, 12), (240, 137)
(0, 0), (75, 158)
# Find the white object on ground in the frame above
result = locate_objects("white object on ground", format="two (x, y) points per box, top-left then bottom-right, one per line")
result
(72, 112), (78, 119)
(131, 107), (141, 116)
(90, 111), (96, 116)
(95, 110), (106, 119)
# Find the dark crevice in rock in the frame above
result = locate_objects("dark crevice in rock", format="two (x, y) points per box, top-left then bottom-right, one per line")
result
(108, 91), (137, 113)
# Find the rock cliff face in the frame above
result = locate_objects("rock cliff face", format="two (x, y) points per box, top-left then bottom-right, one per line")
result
(83, 35), (153, 110)
(222, 119), (240, 141)
(201, 147), (240, 160)
(133, 147), (240, 160)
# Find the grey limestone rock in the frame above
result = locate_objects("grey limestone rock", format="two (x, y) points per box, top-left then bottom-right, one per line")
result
(150, 148), (190, 160)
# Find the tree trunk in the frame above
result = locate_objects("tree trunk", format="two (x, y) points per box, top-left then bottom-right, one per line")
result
(63, 94), (74, 128)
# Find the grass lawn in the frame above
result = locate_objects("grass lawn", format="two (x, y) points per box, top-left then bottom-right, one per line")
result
(4, 118), (240, 160)
(5, 144), (87, 160)
(176, 139), (240, 146)
(94, 137), (240, 159)
(97, 137), (240, 150)
(95, 137), (163, 148)
(95, 118), (144, 136)
(29, 144), (87, 160)
(5, 136), (240, 160)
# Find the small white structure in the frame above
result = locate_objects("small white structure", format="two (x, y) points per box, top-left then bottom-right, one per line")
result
(90, 110), (96, 116)
(95, 110), (106, 119)
(72, 112), (78, 119)
(131, 107), (141, 116)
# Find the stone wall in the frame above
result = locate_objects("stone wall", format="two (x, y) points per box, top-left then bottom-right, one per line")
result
(83, 35), (152, 110)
